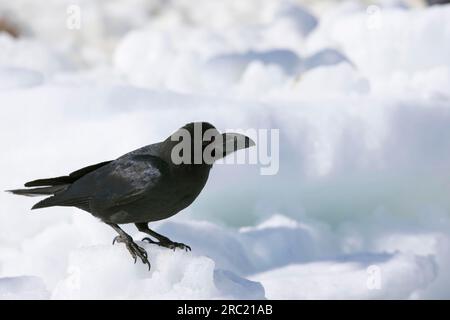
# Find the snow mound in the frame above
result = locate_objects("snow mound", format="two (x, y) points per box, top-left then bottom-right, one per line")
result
(292, 62), (370, 98)
(308, 5), (450, 96)
(112, 1), (320, 94)
(0, 34), (73, 76)
(1, 214), (448, 300)
(251, 253), (437, 300)
(206, 49), (301, 79)
(52, 244), (265, 300)
(272, 1), (318, 37)
(0, 67), (44, 90)
(0, 276), (49, 300)
(155, 215), (333, 276)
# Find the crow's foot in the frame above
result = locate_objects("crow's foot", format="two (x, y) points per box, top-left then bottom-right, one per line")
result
(142, 237), (191, 252)
(113, 235), (151, 270)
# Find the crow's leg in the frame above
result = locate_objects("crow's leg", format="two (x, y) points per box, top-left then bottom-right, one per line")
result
(136, 223), (191, 252)
(108, 223), (151, 270)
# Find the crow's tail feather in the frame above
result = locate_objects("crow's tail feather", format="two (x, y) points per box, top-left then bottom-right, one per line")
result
(7, 185), (70, 210)
(24, 177), (73, 187)
(6, 185), (69, 197)
(24, 160), (112, 187)
(31, 196), (60, 210)
(6, 161), (113, 211)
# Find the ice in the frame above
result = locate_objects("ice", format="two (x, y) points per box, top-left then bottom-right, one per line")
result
(1, 0), (450, 299)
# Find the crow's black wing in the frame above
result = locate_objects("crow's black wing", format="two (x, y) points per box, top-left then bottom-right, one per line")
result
(39, 155), (169, 212)
(96, 155), (169, 209)
(25, 161), (113, 187)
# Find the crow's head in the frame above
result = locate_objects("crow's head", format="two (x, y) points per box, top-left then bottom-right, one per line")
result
(165, 122), (255, 166)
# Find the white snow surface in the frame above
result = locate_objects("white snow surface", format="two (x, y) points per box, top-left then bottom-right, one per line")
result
(1, 0), (450, 299)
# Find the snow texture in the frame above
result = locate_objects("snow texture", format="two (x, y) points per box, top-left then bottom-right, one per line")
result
(1, 0), (450, 299)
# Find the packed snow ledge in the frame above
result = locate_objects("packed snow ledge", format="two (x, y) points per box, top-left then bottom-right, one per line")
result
(0, 214), (445, 300)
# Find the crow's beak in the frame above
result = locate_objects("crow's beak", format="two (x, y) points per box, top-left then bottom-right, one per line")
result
(219, 133), (256, 159)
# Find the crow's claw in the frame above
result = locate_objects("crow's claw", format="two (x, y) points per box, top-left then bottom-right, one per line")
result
(169, 242), (191, 252)
(143, 237), (191, 252)
(113, 235), (151, 270)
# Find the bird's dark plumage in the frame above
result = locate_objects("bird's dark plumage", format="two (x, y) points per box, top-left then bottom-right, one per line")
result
(8, 122), (255, 269)
(24, 161), (113, 187)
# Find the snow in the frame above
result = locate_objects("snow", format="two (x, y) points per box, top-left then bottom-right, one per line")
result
(251, 253), (437, 299)
(0, 34), (73, 76)
(0, 276), (49, 300)
(0, 67), (44, 90)
(307, 4), (450, 97)
(52, 245), (264, 300)
(1, 0), (450, 299)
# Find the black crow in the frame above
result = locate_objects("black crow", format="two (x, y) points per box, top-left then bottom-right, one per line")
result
(8, 122), (255, 269)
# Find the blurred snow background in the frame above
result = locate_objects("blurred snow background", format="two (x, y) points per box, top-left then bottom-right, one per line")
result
(1, 0), (450, 299)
